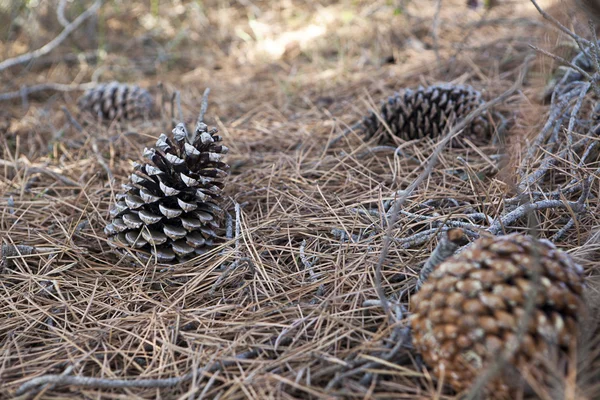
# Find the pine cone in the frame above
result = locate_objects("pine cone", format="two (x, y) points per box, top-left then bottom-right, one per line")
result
(104, 122), (229, 263)
(410, 233), (585, 398)
(361, 84), (488, 144)
(78, 81), (154, 121)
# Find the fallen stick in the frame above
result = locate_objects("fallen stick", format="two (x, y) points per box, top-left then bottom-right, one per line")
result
(487, 199), (585, 235)
(0, 82), (96, 103)
(16, 338), (292, 395)
(1, 244), (57, 258)
(415, 228), (469, 291)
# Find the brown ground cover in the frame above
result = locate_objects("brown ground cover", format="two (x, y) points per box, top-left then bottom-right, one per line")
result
(1, 0), (599, 398)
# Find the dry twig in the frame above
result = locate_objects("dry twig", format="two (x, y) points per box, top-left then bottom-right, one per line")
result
(0, 82), (96, 103)
(415, 228), (468, 291)
(0, 0), (102, 72)
(197, 88), (211, 126)
(16, 345), (276, 395)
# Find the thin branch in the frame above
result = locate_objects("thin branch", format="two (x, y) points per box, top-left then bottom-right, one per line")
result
(57, 0), (70, 27)
(234, 202), (241, 256)
(197, 87), (211, 127)
(354, 145), (419, 162)
(225, 212), (234, 240)
(61, 106), (84, 132)
(351, 206), (489, 230)
(330, 228), (357, 243)
(209, 259), (251, 294)
(588, 19), (600, 74)
(550, 176), (592, 241)
(488, 199), (585, 235)
(529, 44), (594, 81)
(14, 361), (212, 393)
(325, 121), (363, 150)
(394, 226), (479, 248)
(520, 84), (581, 175)
(210, 203), (244, 295)
(16, 339), (291, 395)
(565, 81), (592, 168)
(1, 244), (57, 258)
(529, 0), (590, 54)
(0, 82), (96, 102)
(550, 217), (576, 242)
(519, 134), (590, 193)
(0, 0), (102, 72)
(325, 318), (409, 389)
(171, 91), (183, 126)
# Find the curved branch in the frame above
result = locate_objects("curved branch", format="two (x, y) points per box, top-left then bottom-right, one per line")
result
(0, 0), (102, 72)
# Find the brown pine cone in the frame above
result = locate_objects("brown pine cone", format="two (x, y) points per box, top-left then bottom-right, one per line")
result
(410, 233), (585, 398)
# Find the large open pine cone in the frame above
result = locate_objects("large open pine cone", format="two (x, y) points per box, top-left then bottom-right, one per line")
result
(104, 122), (229, 263)
(362, 84), (488, 144)
(78, 81), (154, 120)
(410, 233), (585, 398)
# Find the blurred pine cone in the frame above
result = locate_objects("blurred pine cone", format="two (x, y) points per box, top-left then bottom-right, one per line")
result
(78, 81), (154, 121)
(410, 233), (585, 398)
(104, 122), (229, 263)
(362, 84), (488, 144)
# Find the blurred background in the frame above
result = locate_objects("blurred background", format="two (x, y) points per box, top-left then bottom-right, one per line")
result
(0, 0), (525, 151)
(0, 0), (588, 194)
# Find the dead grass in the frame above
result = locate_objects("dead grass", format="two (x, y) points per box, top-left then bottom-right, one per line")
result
(1, 0), (600, 398)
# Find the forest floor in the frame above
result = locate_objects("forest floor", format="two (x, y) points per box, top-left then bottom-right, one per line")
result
(1, 0), (600, 398)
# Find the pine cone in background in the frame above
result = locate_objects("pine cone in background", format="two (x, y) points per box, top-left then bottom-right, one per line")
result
(362, 84), (489, 144)
(78, 81), (154, 121)
(104, 121), (229, 263)
(410, 233), (585, 399)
